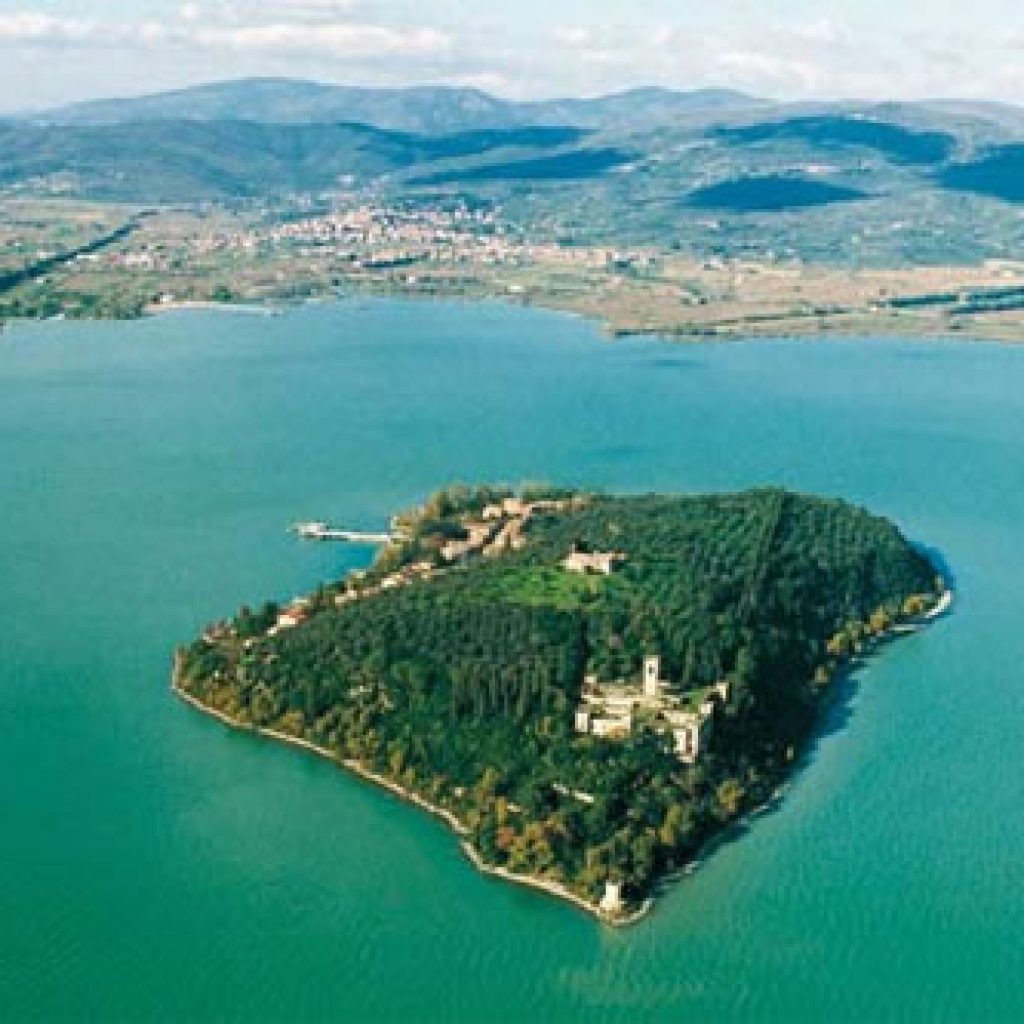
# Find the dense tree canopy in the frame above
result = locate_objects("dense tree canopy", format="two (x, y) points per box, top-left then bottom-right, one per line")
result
(177, 487), (940, 909)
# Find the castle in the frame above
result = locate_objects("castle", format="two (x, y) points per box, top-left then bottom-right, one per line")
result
(573, 655), (727, 764)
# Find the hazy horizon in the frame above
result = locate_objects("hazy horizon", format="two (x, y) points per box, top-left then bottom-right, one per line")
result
(11, 73), (1024, 122)
(2, 0), (1024, 114)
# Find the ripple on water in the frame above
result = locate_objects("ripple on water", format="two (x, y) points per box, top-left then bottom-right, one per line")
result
(0, 302), (1022, 1022)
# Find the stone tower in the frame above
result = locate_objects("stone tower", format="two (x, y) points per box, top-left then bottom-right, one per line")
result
(600, 880), (625, 916)
(643, 655), (661, 699)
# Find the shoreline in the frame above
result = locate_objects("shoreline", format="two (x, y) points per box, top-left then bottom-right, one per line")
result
(170, 676), (649, 928)
(674, 589), (954, 875)
(171, 585), (954, 929)
(8, 284), (1024, 348)
(924, 588), (954, 620)
(290, 291), (1024, 346)
(150, 287), (1024, 346)
(145, 299), (282, 316)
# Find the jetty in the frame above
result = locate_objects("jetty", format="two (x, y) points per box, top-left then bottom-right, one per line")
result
(291, 521), (394, 544)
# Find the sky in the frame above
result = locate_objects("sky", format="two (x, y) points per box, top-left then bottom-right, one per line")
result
(2, 0), (1024, 111)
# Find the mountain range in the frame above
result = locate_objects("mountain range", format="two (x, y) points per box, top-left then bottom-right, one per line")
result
(6, 78), (1024, 263)
(33, 79), (767, 134)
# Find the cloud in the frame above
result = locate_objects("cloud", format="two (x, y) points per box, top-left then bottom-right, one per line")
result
(715, 51), (825, 93)
(537, 17), (1024, 103)
(194, 22), (449, 58)
(0, 7), (450, 61)
(0, 12), (180, 48)
(1, 4), (1023, 106)
(278, 0), (359, 16)
(0, 13), (98, 44)
(789, 17), (851, 46)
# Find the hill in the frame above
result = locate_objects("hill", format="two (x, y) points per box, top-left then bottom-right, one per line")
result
(938, 144), (1024, 202)
(38, 78), (765, 133)
(0, 120), (590, 202)
(685, 174), (870, 212)
(174, 486), (943, 921)
(9, 80), (1024, 265)
(712, 115), (957, 165)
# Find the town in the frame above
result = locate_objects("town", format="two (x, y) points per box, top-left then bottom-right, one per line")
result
(9, 194), (1024, 342)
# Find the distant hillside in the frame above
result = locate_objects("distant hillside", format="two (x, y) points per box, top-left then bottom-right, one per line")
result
(39, 78), (767, 133)
(412, 147), (635, 185)
(41, 80), (521, 134)
(521, 87), (767, 130)
(713, 115), (956, 165)
(938, 145), (1024, 202)
(685, 175), (869, 212)
(920, 100), (1024, 136)
(0, 120), (590, 201)
(11, 79), (1024, 265)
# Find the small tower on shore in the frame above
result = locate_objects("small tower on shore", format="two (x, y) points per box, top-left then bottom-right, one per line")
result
(600, 880), (625, 916)
(643, 655), (662, 699)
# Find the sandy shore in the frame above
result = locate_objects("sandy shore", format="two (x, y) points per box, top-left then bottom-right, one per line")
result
(459, 839), (653, 926)
(146, 300), (280, 316)
(925, 588), (954, 620)
(169, 587), (951, 929)
(171, 677), (649, 927)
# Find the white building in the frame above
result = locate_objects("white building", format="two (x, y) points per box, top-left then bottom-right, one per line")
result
(562, 550), (626, 576)
(643, 655), (664, 699)
(599, 880), (625, 916)
(573, 654), (724, 765)
(666, 709), (714, 765)
(591, 713), (632, 738)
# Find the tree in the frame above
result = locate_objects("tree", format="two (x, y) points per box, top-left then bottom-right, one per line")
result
(714, 778), (745, 820)
(868, 606), (893, 636)
(658, 803), (693, 849)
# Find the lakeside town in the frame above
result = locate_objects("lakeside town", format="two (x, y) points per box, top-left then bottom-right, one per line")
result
(7, 195), (1024, 340)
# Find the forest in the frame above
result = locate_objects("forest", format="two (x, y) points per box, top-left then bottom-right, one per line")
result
(176, 487), (941, 913)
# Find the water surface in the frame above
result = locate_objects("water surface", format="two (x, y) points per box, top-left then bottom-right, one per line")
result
(1, 300), (1021, 1022)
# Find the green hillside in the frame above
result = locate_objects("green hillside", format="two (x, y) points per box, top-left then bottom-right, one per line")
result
(0, 120), (589, 201)
(11, 80), (1024, 264)
(175, 487), (942, 916)
(685, 174), (869, 212)
(40, 78), (765, 133)
(939, 144), (1024, 202)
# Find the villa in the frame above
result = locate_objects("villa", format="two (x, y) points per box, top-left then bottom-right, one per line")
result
(271, 599), (312, 634)
(574, 655), (727, 764)
(562, 549), (626, 575)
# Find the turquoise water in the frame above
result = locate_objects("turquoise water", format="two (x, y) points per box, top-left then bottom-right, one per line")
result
(1, 300), (1022, 1022)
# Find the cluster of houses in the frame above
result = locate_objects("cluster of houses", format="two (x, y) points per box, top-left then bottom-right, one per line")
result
(268, 597), (313, 636)
(223, 202), (640, 278)
(255, 558), (438, 641)
(257, 495), (586, 642)
(440, 496), (572, 563)
(574, 655), (728, 765)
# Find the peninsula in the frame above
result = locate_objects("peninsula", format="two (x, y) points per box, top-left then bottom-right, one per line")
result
(173, 486), (947, 923)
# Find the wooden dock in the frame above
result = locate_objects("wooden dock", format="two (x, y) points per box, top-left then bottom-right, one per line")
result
(291, 521), (394, 544)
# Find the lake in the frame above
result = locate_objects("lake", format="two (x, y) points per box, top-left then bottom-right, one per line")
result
(1, 299), (1022, 1022)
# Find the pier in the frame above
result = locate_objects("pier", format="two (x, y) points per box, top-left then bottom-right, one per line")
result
(291, 521), (394, 544)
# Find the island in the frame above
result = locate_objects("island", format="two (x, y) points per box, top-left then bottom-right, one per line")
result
(173, 486), (949, 924)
